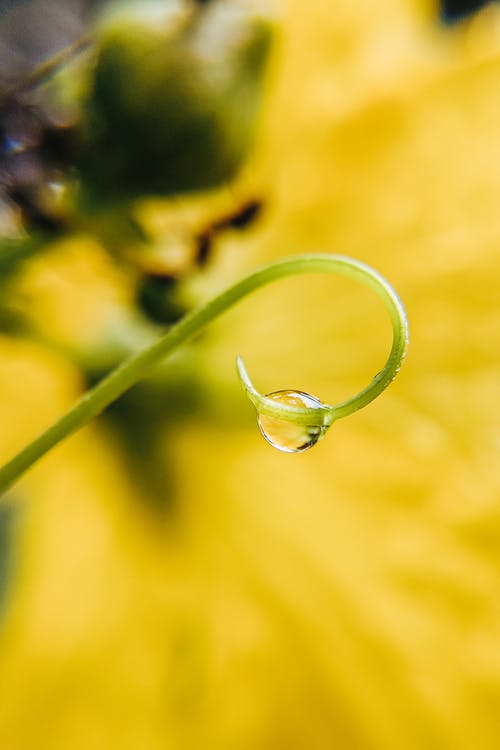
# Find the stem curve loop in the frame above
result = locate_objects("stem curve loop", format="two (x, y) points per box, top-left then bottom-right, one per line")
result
(0, 253), (408, 494)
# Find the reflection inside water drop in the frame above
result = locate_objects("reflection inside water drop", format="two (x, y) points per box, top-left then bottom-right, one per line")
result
(257, 390), (328, 453)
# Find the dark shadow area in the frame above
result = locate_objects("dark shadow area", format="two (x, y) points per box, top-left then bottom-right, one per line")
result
(440, 0), (494, 22)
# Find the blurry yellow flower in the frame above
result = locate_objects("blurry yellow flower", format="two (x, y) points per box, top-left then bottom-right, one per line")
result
(1, 1), (500, 749)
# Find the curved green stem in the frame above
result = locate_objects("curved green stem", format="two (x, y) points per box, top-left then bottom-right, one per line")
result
(0, 253), (408, 495)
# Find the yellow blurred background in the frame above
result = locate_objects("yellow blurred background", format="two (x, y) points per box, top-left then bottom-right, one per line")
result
(1, 1), (500, 747)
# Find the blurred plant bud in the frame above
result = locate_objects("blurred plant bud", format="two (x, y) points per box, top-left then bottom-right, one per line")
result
(77, 0), (274, 209)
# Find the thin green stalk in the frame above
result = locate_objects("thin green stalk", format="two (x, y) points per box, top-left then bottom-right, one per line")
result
(0, 254), (408, 495)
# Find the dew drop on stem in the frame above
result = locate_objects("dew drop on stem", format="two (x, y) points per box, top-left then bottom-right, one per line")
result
(257, 390), (329, 453)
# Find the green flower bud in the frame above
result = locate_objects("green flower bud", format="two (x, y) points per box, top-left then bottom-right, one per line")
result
(77, 0), (274, 208)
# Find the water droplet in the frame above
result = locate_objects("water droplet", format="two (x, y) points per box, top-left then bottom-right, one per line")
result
(257, 390), (328, 453)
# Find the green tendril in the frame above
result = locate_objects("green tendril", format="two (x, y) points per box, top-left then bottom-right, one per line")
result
(0, 254), (408, 495)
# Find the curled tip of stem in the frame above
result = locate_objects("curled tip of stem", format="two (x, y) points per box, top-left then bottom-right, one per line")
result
(236, 256), (408, 450)
(236, 356), (333, 426)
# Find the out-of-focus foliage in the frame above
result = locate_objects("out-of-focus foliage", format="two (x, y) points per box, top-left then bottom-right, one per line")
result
(0, 502), (18, 617)
(0, 0), (273, 273)
(1, 1), (500, 748)
(78, 0), (273, 205)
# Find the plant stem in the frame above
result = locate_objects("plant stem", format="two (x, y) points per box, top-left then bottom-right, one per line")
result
(0, 254), (408, 495)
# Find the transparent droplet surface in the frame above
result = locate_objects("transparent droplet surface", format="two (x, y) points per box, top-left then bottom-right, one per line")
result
(257, 390), (328, 453)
